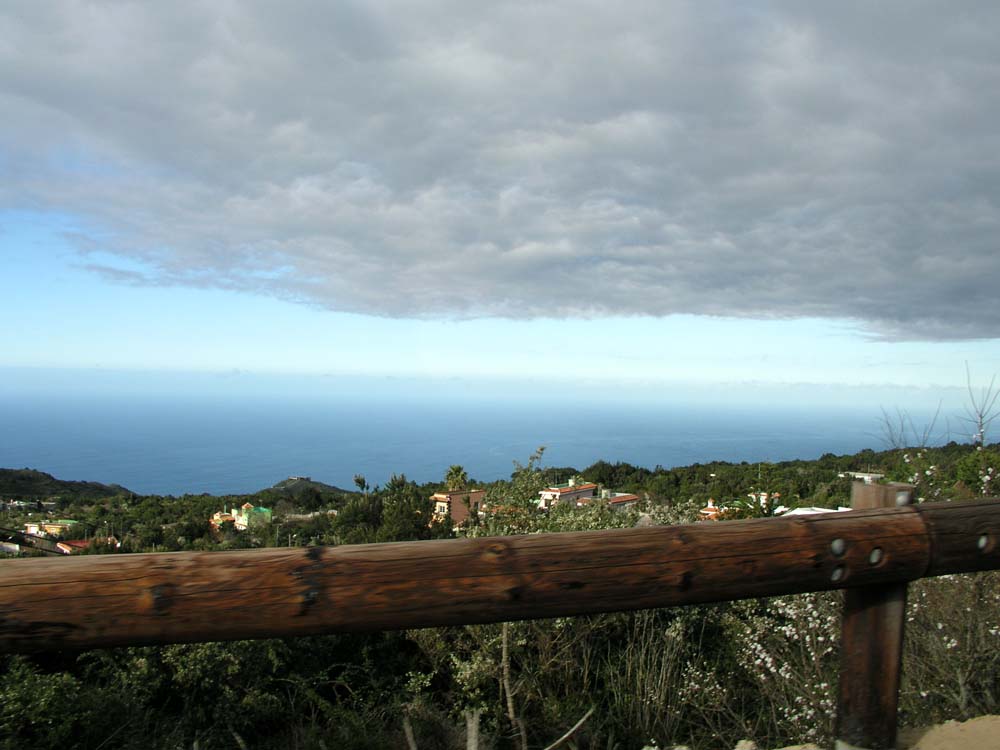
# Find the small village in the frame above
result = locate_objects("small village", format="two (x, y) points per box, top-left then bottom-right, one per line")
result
(2, 440), (1000, 750)
(5, 477), (638, 555)
(1, 470), (893, 556)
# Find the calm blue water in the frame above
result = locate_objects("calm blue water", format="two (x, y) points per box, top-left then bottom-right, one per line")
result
(0, 391), (889, 496)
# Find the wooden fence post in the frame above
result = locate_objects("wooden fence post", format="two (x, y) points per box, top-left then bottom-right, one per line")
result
(835, 481), (915, 750)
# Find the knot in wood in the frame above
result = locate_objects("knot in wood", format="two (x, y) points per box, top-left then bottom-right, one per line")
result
(486, 542), (510, 560)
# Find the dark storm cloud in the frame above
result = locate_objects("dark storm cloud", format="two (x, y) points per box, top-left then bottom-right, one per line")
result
(2, 1), (999, 339)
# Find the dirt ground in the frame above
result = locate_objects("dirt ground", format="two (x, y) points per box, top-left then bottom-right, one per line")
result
(768, 714), (1000, 750)
(899, 715), (1000, 750)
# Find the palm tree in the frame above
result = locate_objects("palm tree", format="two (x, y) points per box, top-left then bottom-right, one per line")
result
(353, 474), (370, 499)
(445, 465), (468, 491)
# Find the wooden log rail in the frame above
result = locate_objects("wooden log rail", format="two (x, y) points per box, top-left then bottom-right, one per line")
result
(1, 499), (998, 653)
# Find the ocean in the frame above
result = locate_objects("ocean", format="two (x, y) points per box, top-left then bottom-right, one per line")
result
(0, 388), (894, 496)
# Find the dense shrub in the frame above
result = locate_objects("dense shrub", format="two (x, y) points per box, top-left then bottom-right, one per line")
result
(5, 443), (1000, 748)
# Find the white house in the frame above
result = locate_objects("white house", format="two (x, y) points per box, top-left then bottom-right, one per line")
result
(838, 471), (885, 484)
(538, 478), (598, 510)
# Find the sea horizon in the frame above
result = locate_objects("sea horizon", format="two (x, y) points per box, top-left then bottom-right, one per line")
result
(0, 372), (958, 496)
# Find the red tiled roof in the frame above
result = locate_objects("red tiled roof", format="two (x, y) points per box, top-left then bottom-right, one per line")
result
(551, 483), (597, 494)
(608, 494), (639, 504)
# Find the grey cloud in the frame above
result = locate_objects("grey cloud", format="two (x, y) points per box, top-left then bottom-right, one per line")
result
(78, 263), (153, 287)
(2, 1), (1000, 339)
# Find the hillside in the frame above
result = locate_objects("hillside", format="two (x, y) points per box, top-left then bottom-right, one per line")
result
(248, 475), (354, 512)
(0, 468), (132, 500)
(258, 475), (350, 496)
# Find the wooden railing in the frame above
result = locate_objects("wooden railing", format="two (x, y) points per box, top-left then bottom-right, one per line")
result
(2, 490), (999, 750)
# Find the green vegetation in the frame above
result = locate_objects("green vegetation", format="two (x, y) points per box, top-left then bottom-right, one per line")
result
(0, 468), (132, 502)
(2, 442), (1000, 749)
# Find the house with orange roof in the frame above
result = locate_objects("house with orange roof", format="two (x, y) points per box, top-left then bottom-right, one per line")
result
(605, 491), (641, 511)
(209, 510), (236, 532)
(538, 478), (599, 510)
(233, 503), (272, 531)
(209, 503), (272, 533)
(539, 480), (641, 512)
(55, 537), (120, 555)
(431, 489), (486, 526)
(699, 498), (724, 521)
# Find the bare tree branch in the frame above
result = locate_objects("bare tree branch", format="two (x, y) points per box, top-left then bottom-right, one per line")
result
(877, 406), (908, 450)
(875, 403), (941, 450)
(402, 714), (418, 750)
(541, 707), (596, 750)
(959, 362), (1000, 446)
(912, 401), (943, 448)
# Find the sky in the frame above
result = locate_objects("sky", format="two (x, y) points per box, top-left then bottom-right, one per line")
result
(3, 1), (1000, 409)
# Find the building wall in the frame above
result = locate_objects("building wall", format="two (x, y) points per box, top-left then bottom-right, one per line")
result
(432, 489), (486, 525)
(539, 484), (598, 509)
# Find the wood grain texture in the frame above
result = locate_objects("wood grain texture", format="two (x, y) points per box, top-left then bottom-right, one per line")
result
(836, 483), (914, 750)
(914, 499), (1000, 575)
(0, 501), (996, 653)
(836, 583), (908, 750)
